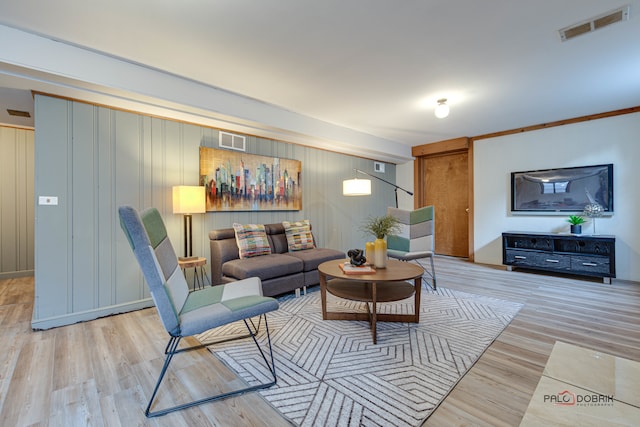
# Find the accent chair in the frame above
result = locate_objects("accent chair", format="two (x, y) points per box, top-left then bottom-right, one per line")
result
(118, 205), (279, 417)
(386, 205), (436, 290)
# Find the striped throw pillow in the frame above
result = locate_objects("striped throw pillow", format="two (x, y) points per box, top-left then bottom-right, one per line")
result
(233, 223), (272, 259)
(282, 220), (315, 251)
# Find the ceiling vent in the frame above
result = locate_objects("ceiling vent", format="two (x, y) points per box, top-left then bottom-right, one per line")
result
(559, 5), (630, 41)
(219, 131), (246, 151)
(7, 109), (31, 117)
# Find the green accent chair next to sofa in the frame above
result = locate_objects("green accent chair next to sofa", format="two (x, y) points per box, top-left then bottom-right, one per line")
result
(386, 205), (436, 290)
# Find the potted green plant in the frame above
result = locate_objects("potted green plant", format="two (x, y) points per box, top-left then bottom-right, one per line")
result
(567, 215), (585, 234)
(360, 214), (401, 239)
(360, 215), (401, 268)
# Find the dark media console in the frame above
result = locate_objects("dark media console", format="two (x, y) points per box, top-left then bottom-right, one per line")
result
(502, 231), (615, 284)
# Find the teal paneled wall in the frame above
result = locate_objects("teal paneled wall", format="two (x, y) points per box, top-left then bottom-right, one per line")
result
(0, 126), (34, 278)
(33, 95), (395, 329)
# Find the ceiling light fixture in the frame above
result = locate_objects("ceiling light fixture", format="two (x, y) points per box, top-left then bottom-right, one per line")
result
(435, 98), (449, 118)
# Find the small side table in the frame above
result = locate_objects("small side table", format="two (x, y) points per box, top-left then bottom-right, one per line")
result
(178, 257), (210, 291)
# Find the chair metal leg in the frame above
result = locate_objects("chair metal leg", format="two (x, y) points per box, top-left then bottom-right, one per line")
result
(145, 315), (277, 418)
(428, 256), (437, 290)
(412, 258), (436, 291)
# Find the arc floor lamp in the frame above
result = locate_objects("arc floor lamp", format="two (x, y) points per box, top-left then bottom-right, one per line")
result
(342, 168), (413, 208)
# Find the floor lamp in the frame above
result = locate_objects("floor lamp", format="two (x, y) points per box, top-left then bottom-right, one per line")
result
(172, 185), (206, 260)
(342, 168), (413, 208)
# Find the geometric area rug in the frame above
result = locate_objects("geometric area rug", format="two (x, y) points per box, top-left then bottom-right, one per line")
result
(196, 286), (523, 427)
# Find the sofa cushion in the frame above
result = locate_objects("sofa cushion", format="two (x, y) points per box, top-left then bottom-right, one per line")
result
(233, 223), (272, 259)
(286, 247), (345, 272)
(282, 220), (315, 251)
(265, 223), (289, 254)
(222, 254), (303, 281)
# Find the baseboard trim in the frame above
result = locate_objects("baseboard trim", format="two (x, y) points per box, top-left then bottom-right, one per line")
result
(31, 298), (155, 330)
(0, 270), (35, 279)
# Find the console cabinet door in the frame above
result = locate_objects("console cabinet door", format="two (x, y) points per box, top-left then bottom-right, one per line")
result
(570, 255), (611, 275)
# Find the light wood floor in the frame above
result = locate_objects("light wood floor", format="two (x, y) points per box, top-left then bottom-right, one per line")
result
(1, 257), (638, 426)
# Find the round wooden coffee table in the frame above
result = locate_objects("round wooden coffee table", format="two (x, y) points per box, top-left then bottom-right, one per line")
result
(318, 259), (424, 344)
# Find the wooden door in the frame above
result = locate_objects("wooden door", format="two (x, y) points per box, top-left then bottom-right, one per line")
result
(419, 151), (469, 257)
(413, 137), (472, 259)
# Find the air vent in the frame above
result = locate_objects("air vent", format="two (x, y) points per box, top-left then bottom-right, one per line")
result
(7, 109), (31, 118)
(559, 5), (630, 41)
(219, 131), (246, 151)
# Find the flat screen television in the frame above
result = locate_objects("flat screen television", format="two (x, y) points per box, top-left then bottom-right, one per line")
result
(511, 164), (613, 214)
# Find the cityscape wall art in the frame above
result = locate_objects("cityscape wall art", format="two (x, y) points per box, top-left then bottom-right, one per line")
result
(199, 146), (302, 212)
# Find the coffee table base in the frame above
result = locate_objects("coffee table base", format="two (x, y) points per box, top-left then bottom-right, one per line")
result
(325, 279), (419, 344)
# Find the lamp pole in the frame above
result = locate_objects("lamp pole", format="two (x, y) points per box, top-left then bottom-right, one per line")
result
(183, 213), (193, 259)
(353, 168), (413, 208)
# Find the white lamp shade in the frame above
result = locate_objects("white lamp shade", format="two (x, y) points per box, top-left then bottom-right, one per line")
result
(172, 186), (206, 214)
(343, 178), (372, 196)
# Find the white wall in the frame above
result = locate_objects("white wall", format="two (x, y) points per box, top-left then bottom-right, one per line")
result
(395, 113), (639, 282)
(474, 112), (640, 282)
(395, 161), (415, 211)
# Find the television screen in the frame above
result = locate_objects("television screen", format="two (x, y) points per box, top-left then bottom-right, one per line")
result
(511, 164), (613, 214)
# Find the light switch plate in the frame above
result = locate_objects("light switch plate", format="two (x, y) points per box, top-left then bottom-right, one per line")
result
(39, 196), (58, 206)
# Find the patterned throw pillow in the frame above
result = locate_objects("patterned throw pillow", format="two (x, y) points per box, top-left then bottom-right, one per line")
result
(233, 223), (272, 259)
(282, 220), (315, 251)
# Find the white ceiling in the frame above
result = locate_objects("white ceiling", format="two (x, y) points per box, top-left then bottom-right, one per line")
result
(0, 1), (639, 155)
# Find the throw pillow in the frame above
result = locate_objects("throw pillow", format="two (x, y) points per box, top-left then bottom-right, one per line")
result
(282, 220), (315, 251)
(233, 223), (272, 259)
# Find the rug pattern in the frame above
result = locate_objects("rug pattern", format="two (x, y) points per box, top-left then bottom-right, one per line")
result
(196, 287), (522, 426)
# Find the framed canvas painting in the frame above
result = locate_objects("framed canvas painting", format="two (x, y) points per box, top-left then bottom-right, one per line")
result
(199, 147), (302, 211)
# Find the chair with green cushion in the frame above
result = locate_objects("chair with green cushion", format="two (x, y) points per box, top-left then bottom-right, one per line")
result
(386, 205), (436, 290)
(118, 205), (279, 418)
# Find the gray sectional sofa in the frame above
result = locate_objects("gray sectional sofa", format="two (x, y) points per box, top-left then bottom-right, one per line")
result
(209, 222), (344, 297)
